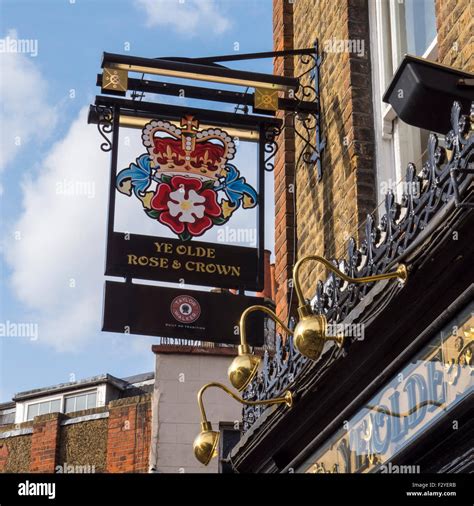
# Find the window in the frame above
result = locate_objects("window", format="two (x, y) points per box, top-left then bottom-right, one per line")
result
(403, 0), (437, 56)
(26, 399), (61, 421)
(369, 0), (437, 207)
(299, 301), (473, 473)
(64, 391), (97, 414)
(24, 389), (99, 421)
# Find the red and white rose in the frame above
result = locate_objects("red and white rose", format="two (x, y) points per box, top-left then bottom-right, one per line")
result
(150, 176), (221, 238)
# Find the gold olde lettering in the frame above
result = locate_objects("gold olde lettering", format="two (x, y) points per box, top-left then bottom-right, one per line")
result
(176, 245), (216, 258)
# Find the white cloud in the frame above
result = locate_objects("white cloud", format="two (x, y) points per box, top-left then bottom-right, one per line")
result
(0, 29), (57, 173)
(135, 0), (231, 36)
(3, 108), (109, 351)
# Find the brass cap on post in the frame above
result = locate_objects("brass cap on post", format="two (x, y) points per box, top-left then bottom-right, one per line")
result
(283, 390), (294, 408)
(396, 264), (408, 284)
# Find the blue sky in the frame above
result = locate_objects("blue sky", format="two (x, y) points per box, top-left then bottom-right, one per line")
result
(0, 0), (274, 402)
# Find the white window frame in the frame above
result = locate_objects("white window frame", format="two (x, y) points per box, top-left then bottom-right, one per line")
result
(64, 389), (98, 414)
(17, 386), (102, 423)
(369, 0), (438, 207)
(24, 395), (63, 422)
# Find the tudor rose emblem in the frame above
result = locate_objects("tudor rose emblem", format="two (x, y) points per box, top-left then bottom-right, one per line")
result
(171, 295), (201, 324)
(116, 115), (258, 241)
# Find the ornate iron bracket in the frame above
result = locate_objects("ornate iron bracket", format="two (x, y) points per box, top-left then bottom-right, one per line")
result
(294, 39), (325, 181)
(263, 124), (282, 172)
(95, 105), (114, 152)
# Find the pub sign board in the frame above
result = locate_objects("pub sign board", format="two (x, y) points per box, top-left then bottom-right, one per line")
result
(102, 281), (266, 346)
(99, 100), (281, 291)
(106, 234), (259, 289)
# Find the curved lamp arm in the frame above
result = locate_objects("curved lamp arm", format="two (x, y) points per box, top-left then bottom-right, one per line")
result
(193, 382), (293, 465)
(293, 255), (407, 313)
(238, 304), (292, 354)
(197, 381), (293, 428)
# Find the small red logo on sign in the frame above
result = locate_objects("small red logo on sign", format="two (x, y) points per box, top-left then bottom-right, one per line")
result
(170, 295), (201, 324)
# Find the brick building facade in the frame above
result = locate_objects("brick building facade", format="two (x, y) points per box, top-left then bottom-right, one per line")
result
(272, 0), (473, 322)
(0, 374), (152, 473)
(227, 0), (473, 475)
(0, 346), (242, 474)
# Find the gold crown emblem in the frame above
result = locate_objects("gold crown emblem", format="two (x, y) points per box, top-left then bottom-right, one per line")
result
(142, 115), (236, 181)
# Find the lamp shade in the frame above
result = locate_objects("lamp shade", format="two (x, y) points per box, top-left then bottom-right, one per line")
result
(193, 425), (220, 466)
(228, 353), (260, 391)
(383, 55), (473, 133)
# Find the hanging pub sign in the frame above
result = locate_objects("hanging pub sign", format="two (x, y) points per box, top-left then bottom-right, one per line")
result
(102, 281), (267, 346)
(90, 97), (281, 291)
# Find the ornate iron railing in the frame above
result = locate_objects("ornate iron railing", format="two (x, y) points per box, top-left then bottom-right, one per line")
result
(242, 101), (474, 432)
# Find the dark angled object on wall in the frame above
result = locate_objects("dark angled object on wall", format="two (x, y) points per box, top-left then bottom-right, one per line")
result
(383, 55), (474, 133)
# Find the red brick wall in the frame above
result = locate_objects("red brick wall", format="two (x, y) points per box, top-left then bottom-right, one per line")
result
(0, 441), (9, 471)
(30, 413), (62, 472)
(273, 0), (296, 324)
(273, 0), (377, 321)
(106, 395), (152, 473)
(0, 394), (152, 474)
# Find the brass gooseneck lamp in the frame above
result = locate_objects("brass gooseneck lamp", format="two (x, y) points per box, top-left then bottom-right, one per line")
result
(292, 256), (408, 360)
(227, 305), (292, 391)
(193, 382), (293, 465)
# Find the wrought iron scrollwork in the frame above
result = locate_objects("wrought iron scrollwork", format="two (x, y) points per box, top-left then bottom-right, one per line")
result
(295, 52), (319, 103)
(242, 100), (474, 433)
(294, 39), (325, 180)
(96, 105), (114, 152)
(263, 125), (282, 172)
(294, 111), (319, 164)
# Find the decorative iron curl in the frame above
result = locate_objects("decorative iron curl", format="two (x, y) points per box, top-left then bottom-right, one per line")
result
(263, 125), (282, 172)
(295, 53), (318, 103)
(96, 105), (114, 152)
(293, 39), (325, 179)
(294, 111), (319, 165)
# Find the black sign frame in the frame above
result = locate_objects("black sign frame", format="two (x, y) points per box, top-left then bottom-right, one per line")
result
(103, 102), (281, 291)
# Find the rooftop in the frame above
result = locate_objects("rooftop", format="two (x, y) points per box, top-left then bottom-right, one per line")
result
(10, 371), (154, 402)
